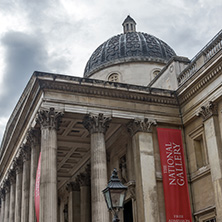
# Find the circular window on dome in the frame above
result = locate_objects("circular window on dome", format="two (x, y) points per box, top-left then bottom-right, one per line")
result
(108, 73), (119, 82)
(153, 70), (160, 77)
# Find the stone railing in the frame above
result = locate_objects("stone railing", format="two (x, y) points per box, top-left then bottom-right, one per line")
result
(177, 62), (197, 85)
(178, 30), (222, 86)
(205, 38), (222, 62)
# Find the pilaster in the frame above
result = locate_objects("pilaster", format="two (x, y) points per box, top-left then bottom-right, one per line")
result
(197, 101), (222, 220)
(36, 107), (63, 222)
(127, 118), (160, 222)
(83, 113), (111, 222)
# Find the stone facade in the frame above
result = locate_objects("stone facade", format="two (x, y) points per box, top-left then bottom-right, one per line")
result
(0, 17), (221, 222)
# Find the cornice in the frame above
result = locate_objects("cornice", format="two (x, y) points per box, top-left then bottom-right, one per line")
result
(38, 78), (178, 106)
(178, 63), (222, 105)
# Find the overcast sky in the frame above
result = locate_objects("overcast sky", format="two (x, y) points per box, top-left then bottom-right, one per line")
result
(0, 0), (221, 143)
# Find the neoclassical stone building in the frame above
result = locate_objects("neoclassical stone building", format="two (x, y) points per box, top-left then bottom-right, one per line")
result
(0, 16), (222, 222)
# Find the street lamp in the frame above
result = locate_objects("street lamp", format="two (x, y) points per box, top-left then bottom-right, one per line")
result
(103, 168), (128, 222)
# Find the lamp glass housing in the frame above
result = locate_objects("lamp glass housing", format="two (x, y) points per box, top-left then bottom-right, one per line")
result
(110, 189), (126, 208)
(103, 188), (112, 210)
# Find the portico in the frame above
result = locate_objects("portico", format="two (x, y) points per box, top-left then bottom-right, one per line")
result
(0, 72), (180, 222)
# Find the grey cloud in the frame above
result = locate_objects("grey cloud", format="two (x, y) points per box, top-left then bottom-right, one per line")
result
(0, 31), (48, 116)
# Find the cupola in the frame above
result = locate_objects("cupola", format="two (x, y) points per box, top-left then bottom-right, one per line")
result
(122, 15), (136, 33)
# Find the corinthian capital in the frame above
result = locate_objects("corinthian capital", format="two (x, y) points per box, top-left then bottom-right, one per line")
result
(20, 144), (31, 162)
(27, 128), (40, 146)
(83, 113), (111, 134)
(127, 118), (157, 136)
(0, 188), (5, 201)
(77, 171), (90, 187)
(13, 156), (23, 174)
(67, 181), (80, 192)
(8, 169), (16, 185)
(3, 179), (10, 193)
(197, 101), (218, 121)
(36, 107), (63, 130)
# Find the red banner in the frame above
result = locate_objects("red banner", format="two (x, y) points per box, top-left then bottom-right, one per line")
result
(157, 128), (192, 222)
(35, 152), (41, 222)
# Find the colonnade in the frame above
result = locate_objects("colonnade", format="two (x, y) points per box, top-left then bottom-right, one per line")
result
(0, 107), (161, 222)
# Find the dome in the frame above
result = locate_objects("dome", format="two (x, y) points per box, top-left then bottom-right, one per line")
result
(84, 31), (176, 78)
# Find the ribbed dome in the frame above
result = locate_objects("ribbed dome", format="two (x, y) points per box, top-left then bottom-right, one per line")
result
(84, 32), (176, 77)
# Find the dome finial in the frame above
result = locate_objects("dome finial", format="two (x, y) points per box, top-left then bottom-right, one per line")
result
(122, 15), (136, 34)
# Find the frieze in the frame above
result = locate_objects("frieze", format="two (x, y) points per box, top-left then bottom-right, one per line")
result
(36, 107), (63, 130)
(127, 118), (157, 136)
(197, 101), (218, 121)
(83, 113), (111, 134)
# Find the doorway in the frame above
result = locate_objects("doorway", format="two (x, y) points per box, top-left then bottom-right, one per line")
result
(124, 200), (133, 222)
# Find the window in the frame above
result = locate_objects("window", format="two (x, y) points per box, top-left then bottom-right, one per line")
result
(153, 70), (160, 77)
(189, 126), (208, 171)
(194, 135), (206, 169)
(108, 73), (119, 82)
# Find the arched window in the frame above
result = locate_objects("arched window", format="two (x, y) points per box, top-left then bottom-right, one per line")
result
(108, 73), (119, 82)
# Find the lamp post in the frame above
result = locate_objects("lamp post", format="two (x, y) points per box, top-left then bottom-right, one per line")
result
(102, 168), (128, 222)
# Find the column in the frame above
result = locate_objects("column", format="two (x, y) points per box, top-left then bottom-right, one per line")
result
(27, 128), (40, 222)
(4, 180), (10, 222)
(9, 170), (16, 222)
(77, 167), (91, 222)
(59, 200), (65, 222)
(0, 197), (2, 221)
(0, 189), (5, 222)
(127, 118), (160, 222)
(83, 113), (111, 222)
(14, 156), (23, 222)
(0, 198), (1, 220)
(67, 181), (80, 222)
(198, 101), (222, 220)
(36, 107), (63, 222)
(21, 145), (31, 222)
